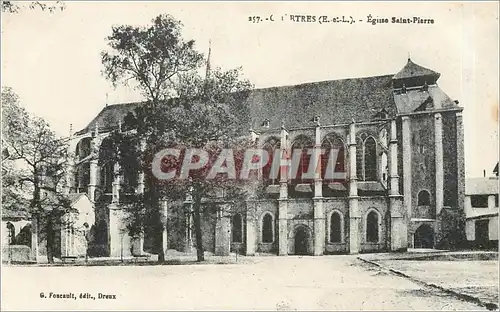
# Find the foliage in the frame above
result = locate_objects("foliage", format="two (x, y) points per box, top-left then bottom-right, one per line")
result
(2, 86), (72, 263)
(2, 1), (65, 13)
(100, 14), (254, 262)
(101, 14), (204, 104)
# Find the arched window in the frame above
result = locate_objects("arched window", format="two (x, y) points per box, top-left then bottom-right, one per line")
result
(6, 222), (15, 245)
(74, 164), (90, 193)
(261, 137), (280, 185)
(366, 210), (379, 243)
(291, 135), (314, 184)
(330, 212), (342, 243)
(322, 134), (345, 182)
(74, 137), (92, 193)
(364, 137), (377, 181)
(418, 190), (431, 206)
(99, 138), (115, 194)
(120, 136), (139, 194)
(262, 213), (274, 243)
(76, 138), (92, 161)
(232, 214), (242, 243)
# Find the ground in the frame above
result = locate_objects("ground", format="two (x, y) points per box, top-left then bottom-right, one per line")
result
(1, 255), (494, 311)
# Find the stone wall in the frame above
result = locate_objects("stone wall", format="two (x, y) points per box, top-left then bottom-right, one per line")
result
(358, 196), (389, 252)
(410, 114), (436, 218)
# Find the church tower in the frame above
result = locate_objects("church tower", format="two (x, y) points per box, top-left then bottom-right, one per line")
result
(393, 57), (465, 249)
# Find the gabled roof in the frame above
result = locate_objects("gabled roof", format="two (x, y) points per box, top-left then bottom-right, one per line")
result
(465, 177), (499, 195)
(68, 193), (90, 205)
(393, 58), (441, 81)
(393, 85), (458, 113)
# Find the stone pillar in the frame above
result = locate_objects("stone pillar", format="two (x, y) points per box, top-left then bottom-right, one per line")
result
(87, 159), (98, 202)
(215, 205), (230, 256)
(246, 201), (256, 256)
(313, 124), (325, 256)
(402, 116), (412, 220)
(278, 126), (289, 256)
(389, 119), (399, 196)
(183, 208), (195, 253)
(137, 139), (146, 194)
(109, 204), (131, 258)
(456, 111), (465, 213)
(434, 113), (444, 215)
(132, 146), (146, 254)
(112, 163), (121, 204)
(488, 195), (496, 210)
(31, 215), (39, 262)
(161, 199), (168, 254)
(348, 121), (361, 254)
(388, 119), (407, 251)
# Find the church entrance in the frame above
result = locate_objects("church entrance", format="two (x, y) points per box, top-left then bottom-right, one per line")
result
(414, 224), (434, 249)
(294, 226), (310, 255)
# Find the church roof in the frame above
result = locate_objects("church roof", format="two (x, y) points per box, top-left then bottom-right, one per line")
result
(76, 102), (141, 135)
(246, 75), (396, 129)
(76, 59), (457, 135)
(77, 75), (396, 134)
(393, 58), (441, 81)
(393, 85), (457, 113)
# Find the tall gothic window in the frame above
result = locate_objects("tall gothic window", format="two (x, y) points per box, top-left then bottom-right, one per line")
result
(364, 137), (377, 181)
(330, 212), (342, 243)
(321, 134), (345, 183)
(366, 210), (379, 243)
(262, 137), (281, 185)
(291, 135), (314, 184)
(356, 135), (378, 181)
(262, 213), (274, 243)
(232, 214), (243, 243)
(99, 138), (115, 194)
(74, 138), (92, 193)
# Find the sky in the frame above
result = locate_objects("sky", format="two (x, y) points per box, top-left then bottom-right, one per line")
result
(1, 1), (499, 178)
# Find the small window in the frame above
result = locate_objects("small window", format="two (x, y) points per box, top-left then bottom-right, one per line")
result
(330, 212), (342, 243)
(471, 195), (489, 208)
(494, 195), (498, 208)
(232, 214), (242, 243)
(6, 222), (15, 245)
(418, 190), (431, 206)
(262, 213), (273, 243)
(366, 211), (379, 243)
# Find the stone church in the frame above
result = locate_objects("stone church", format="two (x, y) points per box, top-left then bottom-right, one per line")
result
(67, 57), (465, 257)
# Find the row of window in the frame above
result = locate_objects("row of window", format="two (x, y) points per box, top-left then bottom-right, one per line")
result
(261, 133), (385, 184)
(231, 210), (381, 244)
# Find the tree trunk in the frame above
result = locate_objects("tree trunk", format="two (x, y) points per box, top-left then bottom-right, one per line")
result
(193, 201), (204, 262)
(144, 165), (165, 263)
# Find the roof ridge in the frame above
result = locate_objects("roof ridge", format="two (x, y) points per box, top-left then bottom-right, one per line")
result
(251, 74), (395, 92)
(101, 74), (396, 107)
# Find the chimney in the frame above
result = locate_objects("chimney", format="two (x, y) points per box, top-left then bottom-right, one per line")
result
(484, 169), (486, 177)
